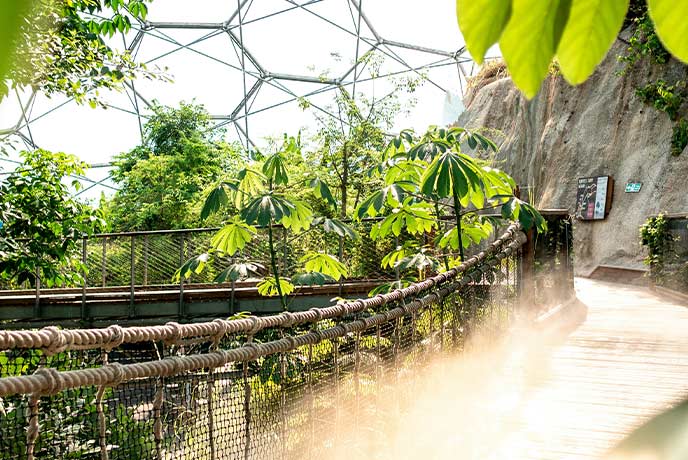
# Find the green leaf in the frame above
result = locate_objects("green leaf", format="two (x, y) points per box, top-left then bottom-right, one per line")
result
(309, 178), (337, 209)
(201, 183), (229, 220)
(210, 219), (256, 256)
(241, 194), (295, 226)
(649, 0), (688, 64)
(214, 262), (264, 282)
(300, 252), (349, 281)
(280, 200), (313, 233)
(175, 253), (209, 281)
(314, 217), (359, 240)
(557, 0), (629, 84)
(0, 0), (33, 85)
(457, 0), (512, 64)
(257, 277), (295, 296)
(292, 271), (334, 286)
(262, 153), (289, 185)
(500, 0), (573, 98)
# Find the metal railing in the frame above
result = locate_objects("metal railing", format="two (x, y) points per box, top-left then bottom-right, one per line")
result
(0, 225), (526, 460)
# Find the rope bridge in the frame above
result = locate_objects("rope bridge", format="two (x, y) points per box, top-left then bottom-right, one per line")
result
(0, 225), (526, 460)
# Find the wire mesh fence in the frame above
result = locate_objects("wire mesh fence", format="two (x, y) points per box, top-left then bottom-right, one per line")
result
(0, 226), (526, 460)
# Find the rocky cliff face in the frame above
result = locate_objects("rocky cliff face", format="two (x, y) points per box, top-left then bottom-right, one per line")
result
(457, 40), (688, 275)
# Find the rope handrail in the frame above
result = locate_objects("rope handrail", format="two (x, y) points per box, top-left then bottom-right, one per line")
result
(0, 232), (524, 397)
(0, 224), (524, 354)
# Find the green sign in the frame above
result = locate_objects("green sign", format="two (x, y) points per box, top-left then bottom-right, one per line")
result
(625, 182), (642, 193)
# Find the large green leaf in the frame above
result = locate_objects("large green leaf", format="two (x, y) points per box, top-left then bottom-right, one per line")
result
(557, 0), (629, 84)
(292, 271), (334, 286)
(649, 0), (688, 64)
(257, 277), (295, 296)
(456, 0), (512, 64)
(500, 0), (572, 98)
(420, 151), (485, 206)
(201, 183), (229, 221)
(314, 217), (359, 240)
(280, 200), (313, 233)
(300, 252), (348, 281)
(309, 177), (337, 209)
(262, 153), (289, 186)
(210, 219), (256, 256)
(0, 1), (34, 89)
(241, 194), (295, 226)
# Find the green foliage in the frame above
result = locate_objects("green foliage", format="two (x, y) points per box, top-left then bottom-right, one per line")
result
(0, 0), (33, 84)
(198, 135), (357, 309)
(639, 213), (688, 292)
(618, 12), (670, 69)
(211, 219), (256, 256)
(0, 149), (105, 287)
(257, 276), (295, 297)
(635, 79), (685, 121)
(4, 0), (166, 106)
(671, 118), (688, 156)
(107, 102), (243, 231)
(300, 252), (348, 281)
(357, 125), (545, 285)
(456, 0), (688, 97)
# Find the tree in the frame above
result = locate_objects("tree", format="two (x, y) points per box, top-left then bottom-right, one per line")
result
(357, 125), (545, 291)
(106, 102), (244, 230)
(2, 0), (164, 106)
(456, 0), (688, 98)
(186, 135), (357, 310)
(0, 149), (105, 287)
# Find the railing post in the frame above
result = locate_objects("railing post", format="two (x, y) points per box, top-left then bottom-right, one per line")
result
(179, 233), (185, 318)
(81, 237), (88, 322)
(143, 234), (149, 286)
(101, 237), (107, 287)
(129, 235), (135, 317)
(33, 270), (40, 319)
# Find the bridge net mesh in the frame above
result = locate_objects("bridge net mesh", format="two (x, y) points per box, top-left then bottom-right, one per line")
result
(0, 227), (525, 460)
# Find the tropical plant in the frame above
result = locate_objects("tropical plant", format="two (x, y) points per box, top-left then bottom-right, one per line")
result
(456, 0), (688, 98)
(357, 125), (545, 292)
(183, 135), (358, 309)
(0, 149), (106, 287)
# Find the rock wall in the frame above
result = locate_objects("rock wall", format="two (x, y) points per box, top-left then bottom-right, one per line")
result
(457, 40), (688, 276)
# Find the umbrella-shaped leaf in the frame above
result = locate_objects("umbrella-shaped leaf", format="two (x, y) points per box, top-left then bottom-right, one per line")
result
(292, 271), (334, 286)
(241, 194), (295, 226)
(201, 183), (229, 221)
(300, 252), (349, 281)
(314, 217), (358, 240)
(262, 153), (289, 186)
(281, 200), (313, 233)
(174, 253), (210, 282)
(309, 178), (337, 209)
(257, 277), (295, 296)
(214, 262), (265, 283)
(210, 219), (256, 256)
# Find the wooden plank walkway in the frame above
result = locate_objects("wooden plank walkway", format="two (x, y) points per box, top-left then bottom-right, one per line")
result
(493, 278), (688, 459)
(370, 278), (688, 460)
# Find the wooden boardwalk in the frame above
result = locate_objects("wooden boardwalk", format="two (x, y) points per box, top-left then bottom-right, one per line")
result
(496, 278), (688, 459)
(373, 278), (688, 460)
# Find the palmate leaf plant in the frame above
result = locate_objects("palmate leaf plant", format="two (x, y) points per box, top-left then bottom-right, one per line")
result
(357, 125), (545, 289)
(185, 135), (357, 310)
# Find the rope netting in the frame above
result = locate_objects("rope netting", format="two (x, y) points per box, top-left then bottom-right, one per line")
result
(0, 225), (526, 460)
